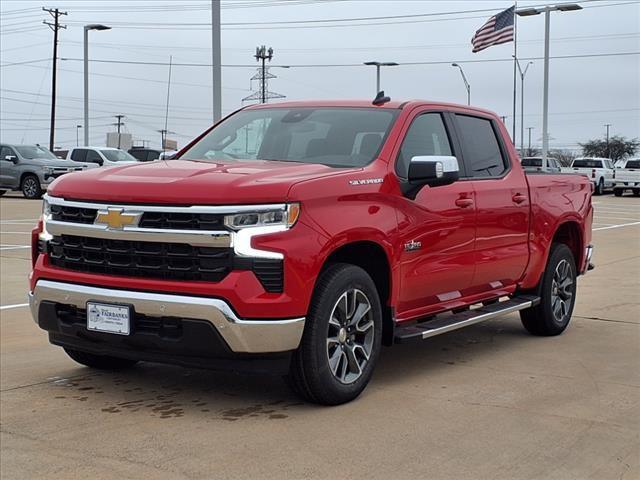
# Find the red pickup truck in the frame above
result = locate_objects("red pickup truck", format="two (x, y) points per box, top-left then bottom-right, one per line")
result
(30, 98), (594, 405)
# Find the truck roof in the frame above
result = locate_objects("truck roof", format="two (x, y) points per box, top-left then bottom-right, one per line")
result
(243, 99), (499, 117)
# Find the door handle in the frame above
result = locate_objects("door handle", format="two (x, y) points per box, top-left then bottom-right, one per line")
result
(455, 198), (474, 208)
(512, 193), (527, 204)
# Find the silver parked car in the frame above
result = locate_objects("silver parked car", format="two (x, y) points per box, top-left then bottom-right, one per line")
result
(0, 144), (94, 199)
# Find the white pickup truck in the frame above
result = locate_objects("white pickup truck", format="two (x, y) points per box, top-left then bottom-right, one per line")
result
(613, 158), (640, 197)
(563, 157), (615, 195)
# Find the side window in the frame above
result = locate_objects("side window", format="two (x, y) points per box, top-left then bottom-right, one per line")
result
(0, 146), (11, 159)
(86, 150), (102, 163)
(71, 149), (87, 162)
(396, 113), (452, 179)
(455, 114), (507, 178)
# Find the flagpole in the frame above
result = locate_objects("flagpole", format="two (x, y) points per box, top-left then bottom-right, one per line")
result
(512, 2), (518, 147)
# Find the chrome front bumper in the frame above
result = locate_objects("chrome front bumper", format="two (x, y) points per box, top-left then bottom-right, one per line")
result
(29, 280), (305, 354)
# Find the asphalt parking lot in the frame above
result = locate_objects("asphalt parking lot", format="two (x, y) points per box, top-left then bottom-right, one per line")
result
(1, 192), (638, 480)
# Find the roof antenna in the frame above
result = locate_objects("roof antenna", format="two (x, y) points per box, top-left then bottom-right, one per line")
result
(372, 90), (391, 106)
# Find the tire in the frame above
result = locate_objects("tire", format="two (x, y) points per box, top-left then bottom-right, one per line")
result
(21, 174), (43, 199)
(0, 190), (6, 196)
(520, 243), (577, 336)
(633, 188), (640, 197)
(289, 263), (383, 405)
(64, 348), (138, 370)
(613, 188), (623, 197)
(594, 178), (604, 196)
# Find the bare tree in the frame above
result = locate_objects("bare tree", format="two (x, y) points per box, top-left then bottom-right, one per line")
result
(579, 136), (639, 161)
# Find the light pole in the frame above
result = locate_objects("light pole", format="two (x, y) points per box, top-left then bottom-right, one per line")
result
(451, 63), (471, 106)
(604, 123), (611, 158)
(517, 3), (581, 169)
(84, 23), (111, 146)
(364, 61), (398, 95)
(514, 58), (533, 154)
(527, 126), (534, 154)
(76, 125), (82, 146)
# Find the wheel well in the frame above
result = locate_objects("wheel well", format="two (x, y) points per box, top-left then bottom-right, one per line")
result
(20, 172), (38, 186)
(323, 241), (394, 346)
(553, 222), (583, 268)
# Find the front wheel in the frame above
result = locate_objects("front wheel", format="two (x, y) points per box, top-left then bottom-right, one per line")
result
(594, 178), (604, 196)
(64, 348), (138, 370)
(289, 263), (382, 405)
(520, 243), (577, 336)
(0, 189), (6, 196)
(633, 188), (640, 197)
(21, 174), (43, 199)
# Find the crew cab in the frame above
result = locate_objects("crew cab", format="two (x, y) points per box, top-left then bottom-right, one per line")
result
(520, 156), (562, 173)
(29, 99), (594, 405)
(563, 157), (615, 195)
(613, 158), (640, 197)
(67, 147), (139, 167)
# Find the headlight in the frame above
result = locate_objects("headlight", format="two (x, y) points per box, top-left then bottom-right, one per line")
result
(224, 203), (300, 230)
(39, 198), (53, 244)
(42, 198), (51, 216)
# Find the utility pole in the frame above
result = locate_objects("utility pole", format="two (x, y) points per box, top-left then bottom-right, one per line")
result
(255, 46), (273, 103)
(76, 125), (82, 146)
(527, 127), (534, 153)
(604, 123), (611, 158)
(211, 0), (221, 123)
(43, 7), (67, 152)
(113, 114), (125, 149)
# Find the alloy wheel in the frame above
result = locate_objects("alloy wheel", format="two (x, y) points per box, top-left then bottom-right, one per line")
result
(551, 259), (574, 323)
(326, 289), (375, 384)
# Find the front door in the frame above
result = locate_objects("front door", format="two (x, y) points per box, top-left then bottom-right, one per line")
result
(393, 111), (477, 319)
(0, 145), (19, 188)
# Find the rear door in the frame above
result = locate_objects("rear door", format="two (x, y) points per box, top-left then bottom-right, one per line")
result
(394, 110), (477, 316)
(451, 113), (530, 293)
(0, 145), (19, 188)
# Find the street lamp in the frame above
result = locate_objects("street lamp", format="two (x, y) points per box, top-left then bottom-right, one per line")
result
(364, 61), (398, 95)
(84, 23), (111, 146)
(514, 58), (533, 154)
(76, 124), (82, 146)
(517, 3), (582, 169)
(451, 63), (471, 106)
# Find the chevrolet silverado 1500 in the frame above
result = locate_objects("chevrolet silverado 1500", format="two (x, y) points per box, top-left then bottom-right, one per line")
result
(29, 99), (594, 405)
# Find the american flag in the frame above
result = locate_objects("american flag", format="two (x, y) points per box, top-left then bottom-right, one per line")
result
(471, 6), (515, 53)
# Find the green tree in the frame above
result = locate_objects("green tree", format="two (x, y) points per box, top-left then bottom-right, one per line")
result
(579, 136), (640, 161)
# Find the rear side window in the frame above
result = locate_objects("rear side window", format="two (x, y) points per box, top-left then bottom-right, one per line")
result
(625, 160), (640, 169)
(521, 158), (542, 167)
(71, 149), (87, 162)
(573, 159), (602, 168)
(396, 113), (452, 178)
(455, 115), (507, 178)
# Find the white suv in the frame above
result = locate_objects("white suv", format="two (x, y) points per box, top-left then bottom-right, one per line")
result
(67, 147), (139, 167)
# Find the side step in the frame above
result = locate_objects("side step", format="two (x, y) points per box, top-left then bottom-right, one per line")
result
(394, 295), (540, 343)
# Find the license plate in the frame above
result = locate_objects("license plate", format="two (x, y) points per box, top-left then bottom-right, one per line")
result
(87, 302), (131, 335)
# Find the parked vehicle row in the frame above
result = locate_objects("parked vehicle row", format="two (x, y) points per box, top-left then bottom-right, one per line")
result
(0, 144), (96, 199)
(561, 157), (616, 195)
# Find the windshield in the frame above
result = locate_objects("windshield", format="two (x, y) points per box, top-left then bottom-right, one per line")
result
(100, 149), (137, 162)
(15, 145), (58, 160)
(521, 158), (542, 167)
(573, 159), (602, 168)
(180, 107), (398, 167)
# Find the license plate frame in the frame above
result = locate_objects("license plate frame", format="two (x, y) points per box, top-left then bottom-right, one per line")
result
(86, 301), (132, 336)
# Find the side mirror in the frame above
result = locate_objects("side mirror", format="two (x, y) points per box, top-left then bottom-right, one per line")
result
(4, 155), (18, 163)
(94, 158), (104, 166)
(408, 155), (459, 187)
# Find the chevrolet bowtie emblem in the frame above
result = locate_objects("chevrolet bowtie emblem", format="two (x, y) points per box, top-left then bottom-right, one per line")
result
(95, 208), (141, 229)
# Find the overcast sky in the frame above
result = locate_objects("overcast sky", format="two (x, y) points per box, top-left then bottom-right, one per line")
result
(1, 0), (638, 151)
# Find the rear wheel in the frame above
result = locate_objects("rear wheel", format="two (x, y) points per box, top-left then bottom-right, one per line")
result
(21, 174), (42, 199)
(520, 243), (577, 336)
(289, 263), (382, 405)
(633, 188), (640, 197)
(0, 190), (6, 196)
(594, 178), (604, 196)
(64, 348), (138, 370)
(613, 188), (623, 197)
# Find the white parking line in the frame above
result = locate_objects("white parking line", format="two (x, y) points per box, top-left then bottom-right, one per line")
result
(593, 221), (640, 231)
(0, 232), (31, 235)
(0, 303), (29, 311)
(0, 246), (30, 251)
(0, 219), (38, 223)
(593, 216), (640, 221)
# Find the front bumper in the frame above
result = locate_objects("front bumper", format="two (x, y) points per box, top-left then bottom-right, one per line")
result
(29, 280), (305, 354)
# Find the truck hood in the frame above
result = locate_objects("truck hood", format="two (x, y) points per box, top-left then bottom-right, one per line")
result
(48, 159), (349, 204)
